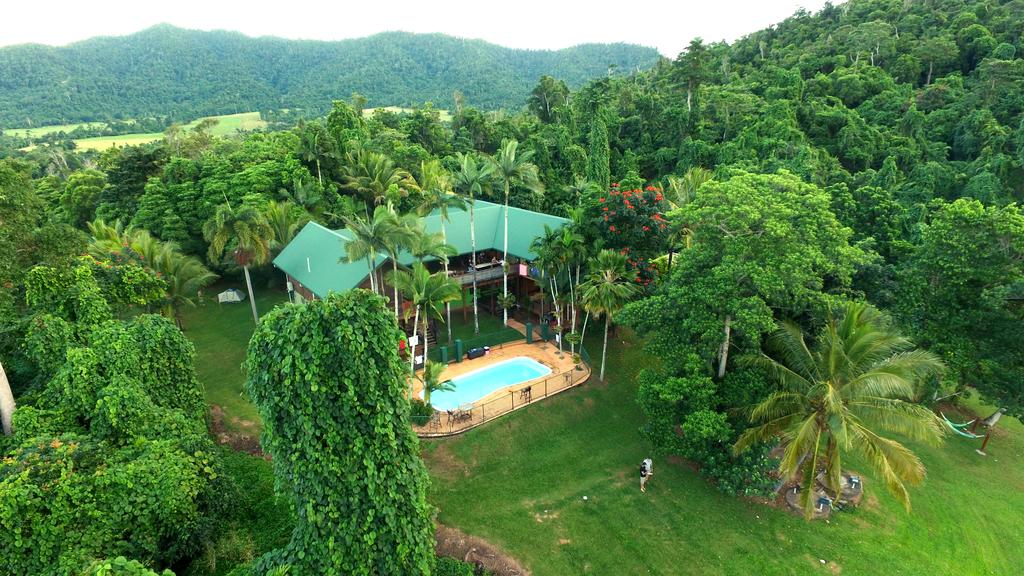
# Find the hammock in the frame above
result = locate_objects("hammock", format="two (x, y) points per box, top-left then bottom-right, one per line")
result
(941, 413), (984, 439)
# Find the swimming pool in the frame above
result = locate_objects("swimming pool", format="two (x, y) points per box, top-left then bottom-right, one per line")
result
(429, 357), (551, 411)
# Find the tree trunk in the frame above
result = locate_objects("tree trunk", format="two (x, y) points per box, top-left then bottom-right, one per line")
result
(0, 361), (15, 436)
(392, 258), (400, 319)
(686, 87), (692, 113)
(470, 198), (480, 335)
(717, 315), (732, 378)
(366, 256), (377, 294)
(667, 249), (674, 272)
(410, 305), (420, 389)
(422, 313), (430, 385)
(927, 61), (933, 86)
(442, 222), (453, 346)
(243, 265), (260, 325)
(502, 183), (510, 326)
(600, 315), (610, 381)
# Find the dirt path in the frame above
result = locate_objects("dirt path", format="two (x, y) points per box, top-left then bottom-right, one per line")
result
(436, 524), (530, 576)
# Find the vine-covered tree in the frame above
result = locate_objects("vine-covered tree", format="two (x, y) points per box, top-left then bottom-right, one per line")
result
(245, 290), (435, 575)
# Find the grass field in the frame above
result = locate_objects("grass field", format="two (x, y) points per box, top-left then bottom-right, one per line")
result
(10, 111), (269, 151)
(184, 295), (1024, 575)
(179, 281), (289, 432)
(421, 330), (1024, 575)
(4, 121), (106, 138)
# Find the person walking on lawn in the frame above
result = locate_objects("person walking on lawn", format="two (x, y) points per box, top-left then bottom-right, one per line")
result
(640, 458), (653, 493)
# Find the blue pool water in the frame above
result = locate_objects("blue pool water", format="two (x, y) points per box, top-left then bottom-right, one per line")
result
(429, 357), (551, 411)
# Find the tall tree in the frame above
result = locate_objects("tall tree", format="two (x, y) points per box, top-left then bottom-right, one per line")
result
(389, 262), (461, 378)
(674, 37), (710, 114)
(488, 140), (543, 326)
(528, 75), (570, 123)
(581, 249), (639, 381)
(586, 118), (611, 191)
(914, 35), (958, 85)
(417, 159), (467, 344)
(621, 171), (867, 378)
(900, 199), (1024, 416)
(735, 303), (945, 517)
(203, 203), (273, 325)
(245, 290), (435, 575)
(451, 153), (494, 335)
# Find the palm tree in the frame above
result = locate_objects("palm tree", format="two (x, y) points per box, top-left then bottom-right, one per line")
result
(160, 251), (219, 328)
(488, 139), (543, 326)
(389, 262), (461, 385)
(408, 229), (457, 264)
(87, 220), (218, 326)
(0, 361), (14, 436)
(664, 167), (708, 270)
(379, 204), (419, 318)
(339, 145), (416, 218)
(734, 303), (946, 518)
(341, 206), (396, 296)
(531, 226), (566, 355)
(203, 203), (274, 325)
(580, 250), (639, 381)
(417, 160), (467, 345)
(557, 226), (586, 355)
(295, 120), (336, 187)
(265, 200), (311, 255)
(420, 360), (454, 405)
(664, 167), (711, 209)
(452, 153), (495, 335)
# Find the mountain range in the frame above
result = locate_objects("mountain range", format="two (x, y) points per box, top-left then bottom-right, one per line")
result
(0, 25), (661, 127)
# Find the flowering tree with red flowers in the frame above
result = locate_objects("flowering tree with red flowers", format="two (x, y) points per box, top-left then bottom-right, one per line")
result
(588, 183), (670, 287)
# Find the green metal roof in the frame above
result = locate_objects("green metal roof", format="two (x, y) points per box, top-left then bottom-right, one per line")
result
(273, 200), (569, 297)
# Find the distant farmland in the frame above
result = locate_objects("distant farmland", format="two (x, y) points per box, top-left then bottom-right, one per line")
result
(10, 112), (268, 151)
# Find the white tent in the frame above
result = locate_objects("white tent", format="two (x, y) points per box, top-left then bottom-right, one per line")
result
(217, 288), (247, 304)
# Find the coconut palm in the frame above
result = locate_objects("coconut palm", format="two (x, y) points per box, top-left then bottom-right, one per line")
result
(452, 152), (495, 335)
(389, 262), (462, 385)
(420, 360), (454, 405)
(580, 250), (639, 381)
(0, 361), (14, 436)
(417, 160), (468, 345)
(203, 203), (274, 325)
(734, 303), (946, 518)
(488, 139), (543, 326)
(265, 200), (311, 255)
(160, 251), (219, 328)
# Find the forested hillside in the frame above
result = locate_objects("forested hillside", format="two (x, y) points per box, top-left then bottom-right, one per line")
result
(3, 0), (1024, 574)
(0, 25), (659, 126)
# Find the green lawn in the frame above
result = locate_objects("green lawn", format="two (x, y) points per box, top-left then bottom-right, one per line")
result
(183, 293), (1023, 575)
(421, 330), (1024, 575)
(180, 283), (289, 432)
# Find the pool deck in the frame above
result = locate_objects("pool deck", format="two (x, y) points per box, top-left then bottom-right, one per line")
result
(412, 339), (590, 436)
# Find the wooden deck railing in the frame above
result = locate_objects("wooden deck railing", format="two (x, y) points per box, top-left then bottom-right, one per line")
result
(411, 345), (591, 437)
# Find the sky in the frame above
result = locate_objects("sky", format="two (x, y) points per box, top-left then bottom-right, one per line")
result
(0, 0), (832, 57)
